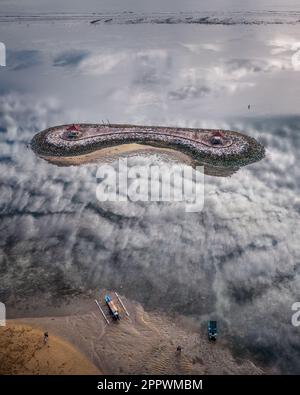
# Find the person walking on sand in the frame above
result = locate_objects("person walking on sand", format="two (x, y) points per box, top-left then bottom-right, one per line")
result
(43, 331), (49, 345)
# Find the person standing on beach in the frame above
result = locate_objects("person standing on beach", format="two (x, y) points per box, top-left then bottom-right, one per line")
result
(43, 331), (49, 345)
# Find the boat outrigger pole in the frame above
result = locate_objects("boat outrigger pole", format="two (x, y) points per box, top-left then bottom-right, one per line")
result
(115, 292), (130, 317)
(95, 299), (110, 325)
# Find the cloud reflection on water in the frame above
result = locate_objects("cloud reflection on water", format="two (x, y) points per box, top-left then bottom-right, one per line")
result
(0, 19), (300, 372)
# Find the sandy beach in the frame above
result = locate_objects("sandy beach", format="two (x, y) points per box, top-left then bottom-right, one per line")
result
(0, 323), (100, 375)
(39, 143), (194, 167)
(0, 294), (268, 375)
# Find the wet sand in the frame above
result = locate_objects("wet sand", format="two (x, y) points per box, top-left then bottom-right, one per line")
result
(2, 295), (267, 375)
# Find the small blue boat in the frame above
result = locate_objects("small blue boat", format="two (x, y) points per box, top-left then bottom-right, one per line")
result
(208, 321), (217, 341)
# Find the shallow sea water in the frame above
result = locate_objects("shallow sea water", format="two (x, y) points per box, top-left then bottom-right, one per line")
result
(1, 1), (300, 372)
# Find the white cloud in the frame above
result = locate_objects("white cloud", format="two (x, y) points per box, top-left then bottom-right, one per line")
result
(181, 42), (221, 53)
(78, 52), (129, 75)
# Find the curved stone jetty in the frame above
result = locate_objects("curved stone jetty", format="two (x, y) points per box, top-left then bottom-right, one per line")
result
(31, 123), (265, 168)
